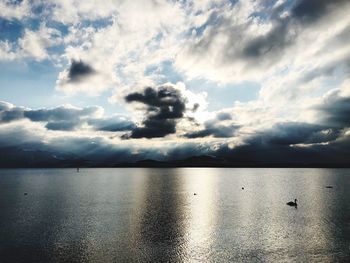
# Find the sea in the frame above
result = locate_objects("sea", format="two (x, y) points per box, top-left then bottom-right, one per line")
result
(0, 168), (349, 262)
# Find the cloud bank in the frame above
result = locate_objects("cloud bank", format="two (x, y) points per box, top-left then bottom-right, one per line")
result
(0, 0), (350, 166)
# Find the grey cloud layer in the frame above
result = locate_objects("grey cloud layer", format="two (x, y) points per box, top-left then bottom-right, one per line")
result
(1, 1), (350, 166)
(184, 112), (240, 138)
(0, 102), (134, 132)
(181, 0), (350, 82)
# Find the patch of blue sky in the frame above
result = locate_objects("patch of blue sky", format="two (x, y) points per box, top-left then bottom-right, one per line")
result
(145, 60), (184, 84)
(46, 44), (65, 57)
(185, 1), (237, 39)
(0, 18), (24, 42)
(0, 59), (126, 115)
(250, 0), (295, 20)
(186, 78), (260, 111)
(57, 90), (129, 116)
(0, 60), (61, 109)
(185, 11), (220, 38)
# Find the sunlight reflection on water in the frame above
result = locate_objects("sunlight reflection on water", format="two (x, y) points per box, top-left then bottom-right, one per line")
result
(0, 168), (349, 262)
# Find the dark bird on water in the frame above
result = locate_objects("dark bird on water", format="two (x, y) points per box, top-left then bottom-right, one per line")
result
(194, 193), (197, 195)
(242, 187), (244, 190)
(325, 186), (333, 189)
(287, 199), (297, 207)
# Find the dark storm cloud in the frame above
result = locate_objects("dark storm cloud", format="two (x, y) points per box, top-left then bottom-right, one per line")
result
(248, 122), (340, 146)
(215, 122), (349, 165)
(291, 0), (348, 24)
(0, 101), (25, 123)
(241, 21), (293, 61)
(67, 60), (95, 82)
(216, 135), (350, 165)
(0, 107), (24, 123)
(0, 117), (349, 167)
(123, 85), (187, 139)
(316, 92), (350, 128)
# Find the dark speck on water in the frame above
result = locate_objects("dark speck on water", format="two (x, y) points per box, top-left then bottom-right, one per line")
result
(0, 168), (349, 262)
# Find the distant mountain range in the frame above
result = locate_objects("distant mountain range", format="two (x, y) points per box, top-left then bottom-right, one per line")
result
(0, 147), (349, 168)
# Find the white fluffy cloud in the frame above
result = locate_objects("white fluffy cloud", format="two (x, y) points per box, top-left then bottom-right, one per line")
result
(1, 0), (350, 146)
(0, 0), (31, 20)
(0, 23), (62, 61)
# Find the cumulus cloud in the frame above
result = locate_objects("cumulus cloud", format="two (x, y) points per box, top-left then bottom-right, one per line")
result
(48, 0), (120, 24)
(175, 0), (350, 84)
(0, 102), (25, 123)
(1, 1), (350, 166)
(184, 112), (240, 138)
(123, 84), (188, 139)
(0, 0), (31, 20)
(55, 58), (116, 95)
(0, 23), (62, 61)
(314, 81), (350, 128)
(66, 60), (96, 82)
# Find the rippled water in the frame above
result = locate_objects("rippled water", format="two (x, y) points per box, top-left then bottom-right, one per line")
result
(0, 168), (349, 262)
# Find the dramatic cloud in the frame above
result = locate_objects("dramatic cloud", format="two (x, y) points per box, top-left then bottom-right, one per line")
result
(67, 60), (96, 82)
(0, 103), (24, 123)
(176, 0), (350, 84)
(315, 83), (350, 128)
(184, 112), (240, 138)
(123, 84), (187, 139)
(0, 101), (136, 132)
(184, 124), (239, 138)
(247, 122), (341, 146)
(1, 0), (350, 166)
(291, 0), (349, 24)
(55, 59), (116, 95)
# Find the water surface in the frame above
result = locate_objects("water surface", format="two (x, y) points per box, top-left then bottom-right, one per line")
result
(0, 168), (349, 262)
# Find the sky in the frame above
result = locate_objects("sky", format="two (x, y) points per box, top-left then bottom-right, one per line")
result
(0, 0), (350, 165)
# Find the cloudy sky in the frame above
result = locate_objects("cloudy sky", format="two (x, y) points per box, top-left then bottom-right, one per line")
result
(1, 0), (350, 165)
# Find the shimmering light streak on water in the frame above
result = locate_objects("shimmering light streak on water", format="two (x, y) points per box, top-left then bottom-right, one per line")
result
(0, 168), (349, 262)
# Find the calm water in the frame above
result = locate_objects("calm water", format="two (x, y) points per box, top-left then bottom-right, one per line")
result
(0, 168), (349, 262)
